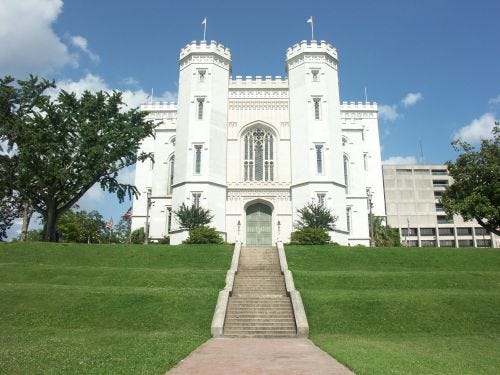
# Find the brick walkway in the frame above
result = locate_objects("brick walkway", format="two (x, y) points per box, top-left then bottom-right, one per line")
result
(166, 338), (354, 374)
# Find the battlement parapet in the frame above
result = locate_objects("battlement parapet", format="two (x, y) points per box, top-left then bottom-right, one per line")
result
(229, 75), (288, 88)
(179, 40), (231, 60)
(140, 102), (178, 112)
(340, 101), (378, 111)
(286, 40), (337, 61)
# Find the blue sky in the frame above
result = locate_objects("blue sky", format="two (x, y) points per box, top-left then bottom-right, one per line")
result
(1, 0), (499, 238)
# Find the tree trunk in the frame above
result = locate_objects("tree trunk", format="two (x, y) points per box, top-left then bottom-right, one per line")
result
(19, 202), (33, 241)
(43, 202), (58, 242)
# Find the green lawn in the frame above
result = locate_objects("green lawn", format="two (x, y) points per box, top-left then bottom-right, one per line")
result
(286, 246), (500, 375)
(0, 242), (233, 374)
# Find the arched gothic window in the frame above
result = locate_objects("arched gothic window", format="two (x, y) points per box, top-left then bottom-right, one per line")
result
(167, 154), (175, 195)
(243, 128), (274, 181)
(343, 154), (349, 194)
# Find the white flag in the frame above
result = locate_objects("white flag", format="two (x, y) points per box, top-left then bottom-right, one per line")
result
(202, 17), (207, 25)
(307, 16), (313, 24)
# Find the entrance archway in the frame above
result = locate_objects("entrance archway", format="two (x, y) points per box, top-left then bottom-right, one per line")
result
(246, 202), (272, 245)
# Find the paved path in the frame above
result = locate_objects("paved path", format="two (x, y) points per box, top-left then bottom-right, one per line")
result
(166, 338), (354, 374)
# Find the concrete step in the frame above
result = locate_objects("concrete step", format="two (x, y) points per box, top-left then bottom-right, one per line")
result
(223, 329), (297, 336)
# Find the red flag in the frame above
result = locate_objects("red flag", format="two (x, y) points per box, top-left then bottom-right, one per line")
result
(105, 217), (113, 229)
(122, 207), (132, 220)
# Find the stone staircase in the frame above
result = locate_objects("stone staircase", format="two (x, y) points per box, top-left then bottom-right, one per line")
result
(223, 246), (297, 337)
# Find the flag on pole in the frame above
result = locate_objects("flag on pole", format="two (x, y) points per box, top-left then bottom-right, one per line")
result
(307, 16), (314, 40)
(105, 217), (113, 229)
(122, 207), (133, 220)
(202, 17), (207, 41)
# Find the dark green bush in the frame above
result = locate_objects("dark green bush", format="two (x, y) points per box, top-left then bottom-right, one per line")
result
(158, 236), (170, 244)
(130, 227), (145, 244)
(184, 226), (223, 244)
(290, 227), (330, 245)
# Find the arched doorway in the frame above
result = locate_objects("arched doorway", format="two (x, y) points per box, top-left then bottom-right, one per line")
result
(246, 203), (272, 245)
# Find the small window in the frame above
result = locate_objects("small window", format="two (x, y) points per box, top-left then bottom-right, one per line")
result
(313, 97), (321, 120)
(192, 192), (201, 208)
(197, 98), (205, 120)
(475, 227), (488, 236)
(343, 155), (349, 193)
(315, 144), (324, 174)
(420, 228), (436, 236)
(439, 227), (454, 236)
(317, 193), (326, 206)
(311, 69), (319, 82)
(361, 128), (365, 141)
(346, 207), (352, 233)
(167, 155), (175, 195)
(194, 145), (202, 174)
(150, 153), (155, 170)
(198, 69), (206, 82)
(457, 227), (472, 236)
(363, 153), (368, 171)
(167, 207), (172, 233)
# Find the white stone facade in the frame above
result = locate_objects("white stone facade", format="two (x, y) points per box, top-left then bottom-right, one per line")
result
(132, 40), (385, 245)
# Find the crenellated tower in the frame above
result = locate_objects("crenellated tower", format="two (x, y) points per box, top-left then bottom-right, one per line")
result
(170, 40), (232, 242)
(287, 40), (348, 243)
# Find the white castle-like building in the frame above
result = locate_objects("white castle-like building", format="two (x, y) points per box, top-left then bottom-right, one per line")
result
(131, 39), (386, 245)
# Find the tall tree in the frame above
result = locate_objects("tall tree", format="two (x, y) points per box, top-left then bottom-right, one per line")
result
(441, 124), (499, 236)
(0, 76), (155, 241)
(57, 209), (106, 243)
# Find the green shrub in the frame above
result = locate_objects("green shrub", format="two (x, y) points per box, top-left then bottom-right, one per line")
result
(184, 226), (223, 244)
(130, 227), (145, 244)
(174, 203), (213, 230)
(158, 236), (170, 244)
(290, 227), (330, 245)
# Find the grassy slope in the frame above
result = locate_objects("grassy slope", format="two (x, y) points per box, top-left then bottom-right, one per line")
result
(285, 246), (500, 375)
(0, 242), (232, 374)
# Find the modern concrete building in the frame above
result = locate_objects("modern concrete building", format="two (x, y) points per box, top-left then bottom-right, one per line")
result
(382, 164), (497, 248)
(131, 39), (385, 245)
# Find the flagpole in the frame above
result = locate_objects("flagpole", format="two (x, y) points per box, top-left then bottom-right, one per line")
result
(202, 17), (207, 41)
(311, 19), (314, 40)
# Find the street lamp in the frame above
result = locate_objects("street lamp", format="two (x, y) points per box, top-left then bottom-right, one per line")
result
(145, 189), (152, 244)
(366, 188), (375, 247)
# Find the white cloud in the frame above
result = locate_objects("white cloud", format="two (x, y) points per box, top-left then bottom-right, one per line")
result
(453, 112), (496, 144)
(122, 77), (139, 86)
(489, 94), (500, 105)
(117, 165), (136, 185)
(378, 104), (400, 122)
(382, 156), (417, 165)
(0, 0), (76, 76)
(52, 73), (177, 108)
(70, 35), (100, 63)
(401, 92), (423, 107)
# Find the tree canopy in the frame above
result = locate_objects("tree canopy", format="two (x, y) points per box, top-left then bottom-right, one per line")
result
(0, 75), (155, 241)
(441, 125), (499, 236)
(57, 209), (106, 243)
(295, 202), (338, 231)
(174, 203), (213, 230)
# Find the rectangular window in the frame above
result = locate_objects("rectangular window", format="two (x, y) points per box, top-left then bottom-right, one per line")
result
(311, 69), (319, 82)
(402, 227), (418, 236)
(458, 239), (473, 247)
(420, 227), (436, 236)
(477, 239), (491, 247)
(439, 227), (454, 236)
(474, 227), (488, 235)
(192, 192), (201, 208)
(198, 69), (206, 82)
(150, 153), (155, 170)
(440, 239), (455, 247)
(197, 98), (205, 120)
(315, 144), (324, 174)
(346, 207), (352, 233)
(437, 215), (453, 224)
(167, 207), (172, 233)
(313, 97), (321, 120)
(363, 153), (368, 171)
(317, 193), (326, 206)
(194, 145), (202, 174)
(456, 227), (472, 236)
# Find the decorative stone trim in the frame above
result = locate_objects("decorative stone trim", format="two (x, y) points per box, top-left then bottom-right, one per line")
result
(211, 242), (241, 337)
(276, 241), (309, 337)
